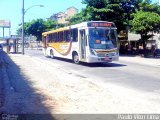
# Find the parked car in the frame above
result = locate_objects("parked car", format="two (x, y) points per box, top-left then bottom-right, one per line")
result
(154, 49), (160, 58)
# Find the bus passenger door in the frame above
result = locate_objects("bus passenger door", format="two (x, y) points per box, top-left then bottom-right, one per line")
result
(79, 29), (86, 60)
(42, 36), (47, 48)
(42, 36), (48, 56)
(44, 36), (47, 48)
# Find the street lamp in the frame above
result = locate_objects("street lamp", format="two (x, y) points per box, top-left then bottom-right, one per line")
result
(22, 0), (44, 55)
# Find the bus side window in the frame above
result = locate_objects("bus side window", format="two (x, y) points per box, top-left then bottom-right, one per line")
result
(49, 34), (52, 43)
(64, 31), (66, 42)
(53, 33), (55, 42)
(46, 35), (49, 43)
(57, 32), (59, 42)
(58, 32), (61, 42)
(51, 33), (54, 42)
(53, 33), (57, 42)
(55, 33), (58, 42)
(59, 31), (63, 42)
(72, 28), (78, 42)
(65, 30), (71, 42)
(48, 35), (50, 42)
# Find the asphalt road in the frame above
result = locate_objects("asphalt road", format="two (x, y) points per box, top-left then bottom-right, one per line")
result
(25, 49), (160, 94)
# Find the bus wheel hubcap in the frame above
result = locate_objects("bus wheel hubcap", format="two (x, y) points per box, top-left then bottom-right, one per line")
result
(74, 55), (79, 63)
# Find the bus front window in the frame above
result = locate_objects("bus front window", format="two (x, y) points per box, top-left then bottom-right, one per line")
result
(89, 28), (117, 49)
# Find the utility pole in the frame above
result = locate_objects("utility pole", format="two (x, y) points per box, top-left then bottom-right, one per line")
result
(3, 27), (4, 41)
(22, 0), (25, 55)
(21, 1), (43, 55)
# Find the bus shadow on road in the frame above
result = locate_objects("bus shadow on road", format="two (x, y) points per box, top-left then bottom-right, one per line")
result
(49, 56), (126, 67)
(0, 51), (56, 120)
(80, 62), (127, 67)
(51, 57), (127, 67)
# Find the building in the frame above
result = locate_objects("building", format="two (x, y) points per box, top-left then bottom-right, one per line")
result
(48, 7), (78, 24)
(150, 33), (160, 49)
(119, 32), (160, 55)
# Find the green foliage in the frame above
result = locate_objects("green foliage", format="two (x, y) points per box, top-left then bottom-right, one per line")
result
(131, 11), (160, 48)
(130, 0), (160, 50)
(17, 22), (31, 35)
(44, 20), (57, 31)
(69, 0), (141, 33)
(16, 0), (160, 43)
(81, 0), (124, 22)
(27, 19), (46, 41)
(132, 11), (160, 33)
(139, 2), (160, 14)
(17, 19), (58, 41)
(69, 8), (91, 25)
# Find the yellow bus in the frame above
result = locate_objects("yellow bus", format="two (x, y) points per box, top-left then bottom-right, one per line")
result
(42, 21), (119, 63)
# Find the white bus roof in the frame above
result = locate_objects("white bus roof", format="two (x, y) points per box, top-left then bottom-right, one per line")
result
(42, 21), (116, 36)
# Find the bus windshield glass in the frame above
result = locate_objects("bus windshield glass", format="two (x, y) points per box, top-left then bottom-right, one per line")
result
(89, 28), (117, 49)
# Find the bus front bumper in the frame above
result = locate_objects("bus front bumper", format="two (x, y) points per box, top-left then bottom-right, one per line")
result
(87, 55), (119, 63)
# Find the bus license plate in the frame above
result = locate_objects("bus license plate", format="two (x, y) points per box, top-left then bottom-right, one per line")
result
(104, 58), (110, 61)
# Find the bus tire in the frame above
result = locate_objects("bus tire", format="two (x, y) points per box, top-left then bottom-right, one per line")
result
(72, 52), (79, 64)
(50, 50), (54, 59)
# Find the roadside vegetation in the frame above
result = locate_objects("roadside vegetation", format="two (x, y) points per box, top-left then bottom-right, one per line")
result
(17, 0), (160, 49)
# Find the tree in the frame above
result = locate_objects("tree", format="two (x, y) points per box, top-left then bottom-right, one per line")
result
(17, 22), (32, 36)
(81, 0), (126, 32)
(130, 0), (160, 54)
(69, 0), (141, 33)
(27, 19), (47, 41)
(69, 8), (91, 25)
(131, 11), (160, 50)
(44, 20), (57, 31)
(17, 19), (46, 41)
(139, 1), (160, 14)
(17, 19), (58, 41)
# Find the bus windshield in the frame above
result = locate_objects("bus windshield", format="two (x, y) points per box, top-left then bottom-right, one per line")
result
(89, 28), (117, 49)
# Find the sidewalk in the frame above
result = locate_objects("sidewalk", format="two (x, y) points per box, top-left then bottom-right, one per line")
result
(119, 55), (160, 67)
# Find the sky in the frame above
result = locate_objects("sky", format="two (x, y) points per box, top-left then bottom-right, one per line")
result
(0, 0), (159, 37)
(0, 0), (86, 37)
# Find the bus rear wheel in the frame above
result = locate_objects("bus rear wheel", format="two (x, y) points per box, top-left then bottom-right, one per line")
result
(73, 53), (79, 64)
(50, 50), (54, 59)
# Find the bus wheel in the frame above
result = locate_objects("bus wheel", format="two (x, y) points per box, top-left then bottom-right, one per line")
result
(50, 50), (54, 59)
(73, 53), (79, 64)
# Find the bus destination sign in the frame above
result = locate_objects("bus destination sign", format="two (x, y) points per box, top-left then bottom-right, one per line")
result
(88, 22), (115, 27)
